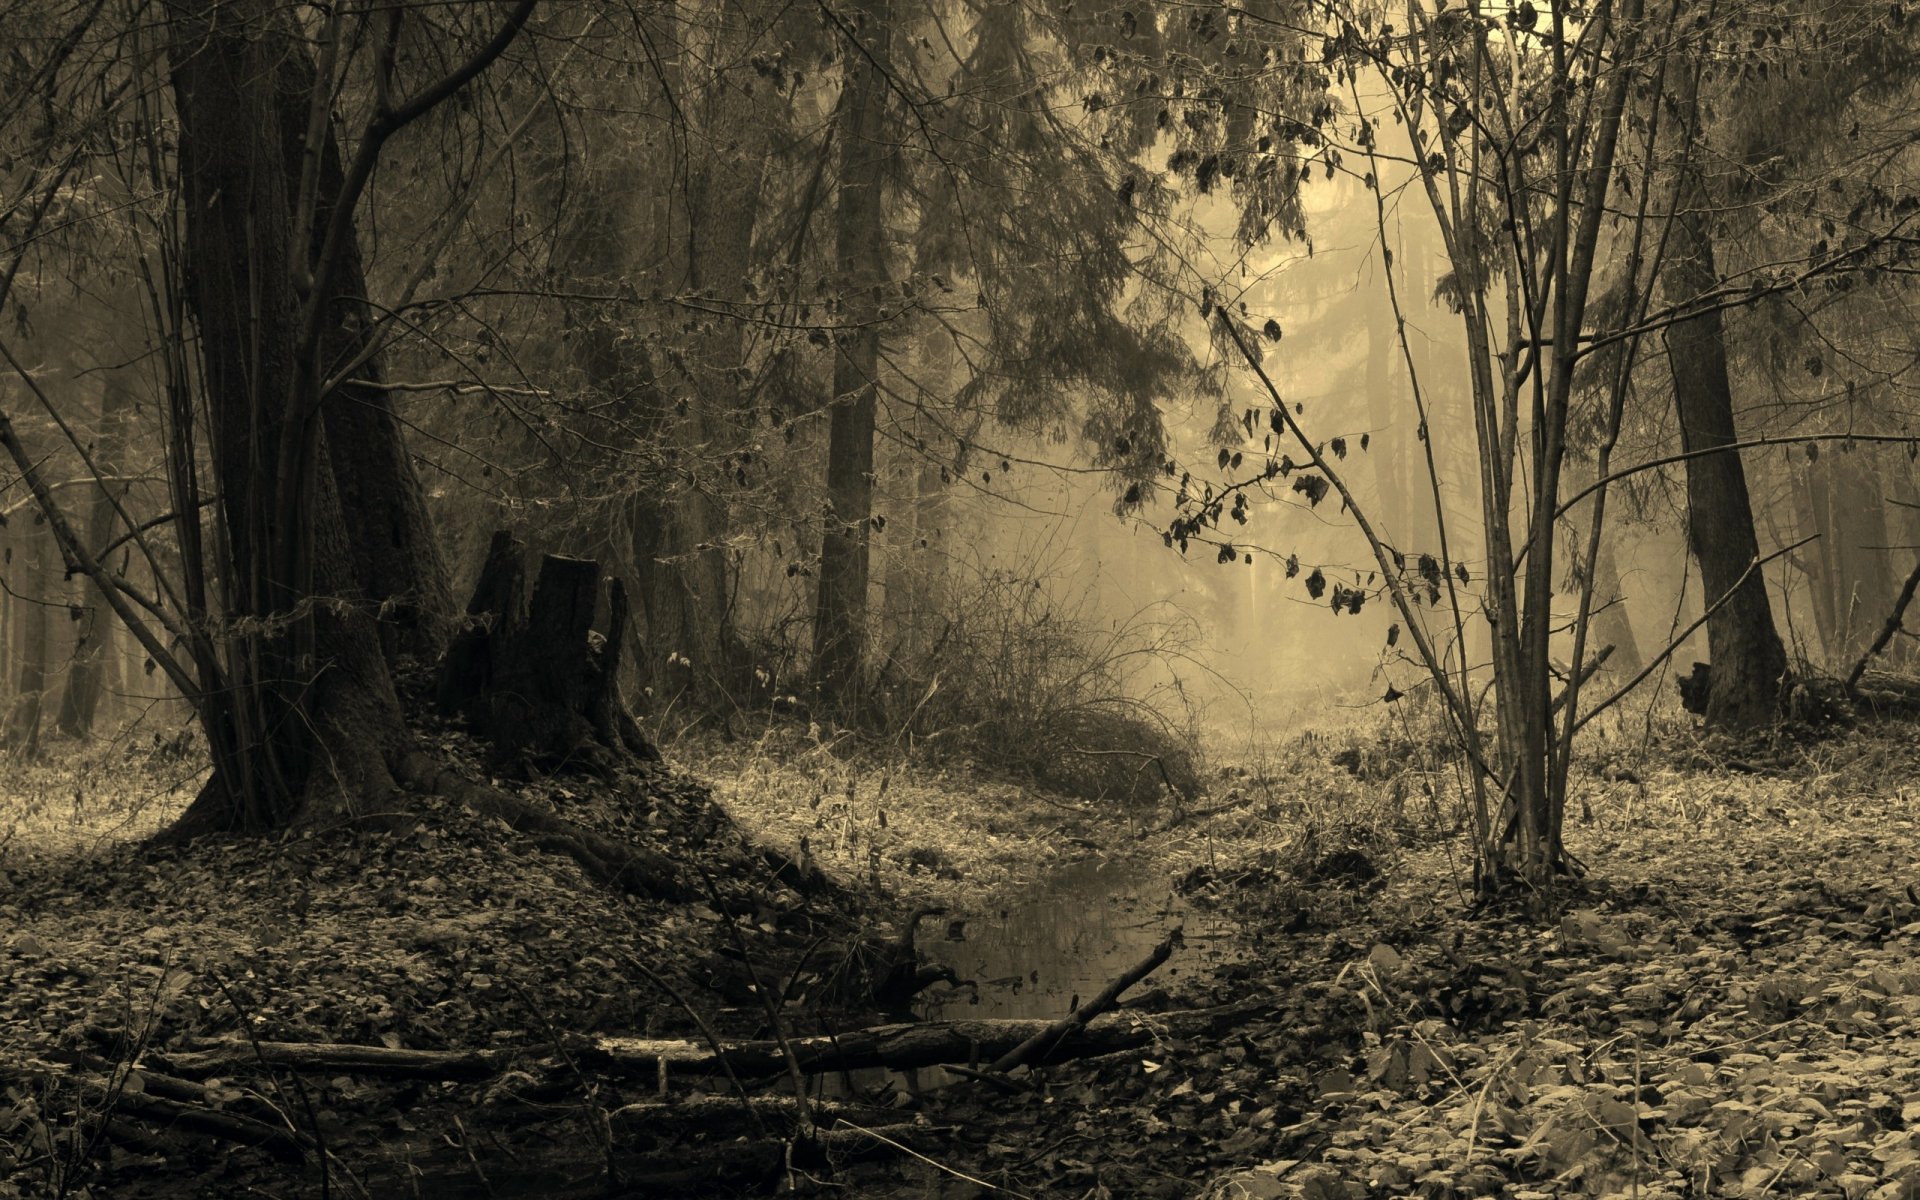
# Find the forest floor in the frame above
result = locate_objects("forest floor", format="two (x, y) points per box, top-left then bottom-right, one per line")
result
(3, 705), (1920, 1198)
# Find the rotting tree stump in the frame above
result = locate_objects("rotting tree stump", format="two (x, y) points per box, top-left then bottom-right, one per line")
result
(438, 531), (657, 773)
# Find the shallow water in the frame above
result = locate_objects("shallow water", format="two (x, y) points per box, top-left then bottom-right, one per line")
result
(798, 855), (1242, 1102)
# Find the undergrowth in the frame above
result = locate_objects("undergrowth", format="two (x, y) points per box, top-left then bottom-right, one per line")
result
(859, 564), (1209, 804)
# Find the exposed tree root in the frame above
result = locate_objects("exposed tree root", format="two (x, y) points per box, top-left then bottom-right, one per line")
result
(390, 748), (692, 901)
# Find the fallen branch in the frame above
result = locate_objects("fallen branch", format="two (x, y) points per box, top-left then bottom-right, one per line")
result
(96, 1087), (307, 1164)
(1158, 789), (1261, 832)
(991, 925), (1181, 1073)
(1550, 644), (1615, 715)
(150, 1039), (515, 1081)
(606, 1095), (897, 1137)
(1847, 556), (1920, 694)
(6, 1054), (307, 1164)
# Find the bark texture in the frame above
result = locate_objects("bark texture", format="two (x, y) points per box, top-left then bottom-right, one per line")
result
(5, 510), (53, 755)
(438, 532), (656, 773)
(165, 0), (412, 830)
(1805, 448), (1898, 664)
(272, 70), (451, 662)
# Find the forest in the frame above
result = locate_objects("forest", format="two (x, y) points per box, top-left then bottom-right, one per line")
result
(5, 0), (1920, 1196)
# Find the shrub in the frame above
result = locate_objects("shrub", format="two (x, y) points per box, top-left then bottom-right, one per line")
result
(873, 566), (1204, 804)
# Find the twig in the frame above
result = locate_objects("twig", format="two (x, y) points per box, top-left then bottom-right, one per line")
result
(937, 1063), (1030, 1093)
(503, 975), (613, 1184)
(837, 1121), (1028, 1197)
(448, 1115), (494, 1199)
(696, 866), (815, 1176)
(210, 973), (326, 1190)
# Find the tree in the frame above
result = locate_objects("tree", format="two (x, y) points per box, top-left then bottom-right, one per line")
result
(813, 0), (894, 709)
(150, 0), (510, 828)
(810, 0), (1324, 712)
(1175, 0), (1657, 897)
(1659, 137), (1790, 729)
(55, 372), (132, 738)
(0, 2), (695, 897)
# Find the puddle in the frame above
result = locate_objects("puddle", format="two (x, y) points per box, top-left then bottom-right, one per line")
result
(914, 855), (1242, 1021)
(797, 855), (1244, 1100)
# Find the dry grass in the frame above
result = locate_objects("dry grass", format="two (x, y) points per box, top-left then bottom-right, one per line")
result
(0, 726), (202, 862)
(667, 721), (1146, 908)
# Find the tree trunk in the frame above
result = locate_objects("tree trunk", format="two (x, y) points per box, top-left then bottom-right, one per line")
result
(56, 373), (133, 738)
(1804, 446), (1897, 665)
(1661, 167), (1788, 730)
(1588, 528), (1645, 679)
(814, 0), (892, 711)
(164, 0), (413, 831)
(295, 133), (451, 664)
(540, 43), (763, 717)
(6, 511), (52, 756)
(881, 326), (955, 669)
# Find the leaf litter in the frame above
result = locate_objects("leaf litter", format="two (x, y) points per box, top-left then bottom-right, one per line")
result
(5, 717), (1920, 1197)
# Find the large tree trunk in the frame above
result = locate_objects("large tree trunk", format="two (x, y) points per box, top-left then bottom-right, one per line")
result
(287, 105), (452, 663)
(161, 2), (688, 914)
(164, 0), (414, 831)
(56, 373), (133, 738)
(1661, 168), (1788, 731)
(813, 0), (892, 711)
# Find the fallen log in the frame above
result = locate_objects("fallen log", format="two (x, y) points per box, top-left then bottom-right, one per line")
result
(991, 924), (1179, 1073)
(98, 1088), (307, 1164)
(594, 995), (1267, 1080)
(150, 1039), (516, 1081)
(139, 998), (1270, 1088)
(608, 1094), (899, 1138)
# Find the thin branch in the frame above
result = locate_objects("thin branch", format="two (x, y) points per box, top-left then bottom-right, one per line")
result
(1556, 433), (1920, 521)
(1846, 556), (1920, 694)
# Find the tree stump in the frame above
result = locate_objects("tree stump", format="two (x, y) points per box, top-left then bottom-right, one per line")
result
(437, 532), (657, 771)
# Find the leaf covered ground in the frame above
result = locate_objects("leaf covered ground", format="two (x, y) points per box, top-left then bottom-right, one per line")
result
(819, 720), (1920, 1200)
(3, 712), (1920, 1198)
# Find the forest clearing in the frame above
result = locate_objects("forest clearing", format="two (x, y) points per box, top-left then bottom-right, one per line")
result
(7, 0), (1920, 1196)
